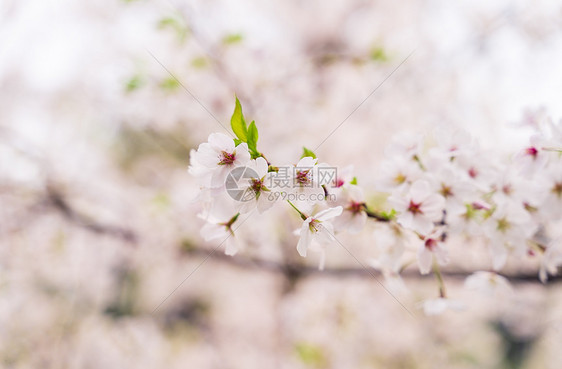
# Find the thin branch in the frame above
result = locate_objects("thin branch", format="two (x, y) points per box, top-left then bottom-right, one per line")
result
(46, 186), (138, 244)
(35, 187), (561, 285)
(182, 247), (559, 284)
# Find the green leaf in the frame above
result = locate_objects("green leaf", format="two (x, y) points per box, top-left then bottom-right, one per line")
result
(233, 138), (243, 146)
(295, 343), (327, 367)
(222, 33), (243, 45)
(380, 208), (397, 220)
(370, 46), (388, 62)
(230, 97), (247, 142)
(301, 147), (317, 159)
(247, 120), (259, 157)
(191, 56), (208, 69)
(159, 77), (180, 91)
(350, 176), (358, 185)
(157, 16), (189, 42)
(125, 75), (144, 92)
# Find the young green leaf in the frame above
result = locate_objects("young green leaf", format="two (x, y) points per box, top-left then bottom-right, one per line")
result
(350, 177), (358, 185)
(301, 147), (317, 159)
(247, 120), (259, 156)
(230, 97), (247, 142)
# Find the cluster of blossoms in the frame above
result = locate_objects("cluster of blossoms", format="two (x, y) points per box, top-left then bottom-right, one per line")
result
(190, 100), (562, 314)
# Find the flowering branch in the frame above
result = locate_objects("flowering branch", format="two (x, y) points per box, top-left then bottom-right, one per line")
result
(189, 100), (562, 314)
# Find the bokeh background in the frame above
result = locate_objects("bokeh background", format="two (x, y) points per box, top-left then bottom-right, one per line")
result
(1, 0), (562, 368)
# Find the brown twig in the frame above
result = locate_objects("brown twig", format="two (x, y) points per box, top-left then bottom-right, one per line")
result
(46, 186), (138, 244)
(182, 247), (559, 284)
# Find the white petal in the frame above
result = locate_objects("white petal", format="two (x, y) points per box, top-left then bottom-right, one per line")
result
(422, 298), (448, 315)
(396, 211), (414, 230)
(346, 185), (365, 202)
(256, 192), (276, 213)
(347, 212), (367, 234)
(210, 166), (231, 188)
(233, 143), (251, 165)
(208, 133), (234, 151)
(434, 245), (450, 266)
(316, 222), (336, 243)
(421, 194), (446, 221)
(297, 219), (312, 257)
(410, 180), (431, 202)
(417, 247), (432, 275)
(196, 143), (221, 167)
(224, 236), (238, 256)
(201, 223), (226, 241)
(387, 193), (409, 212)
(297, 156), (318, 168)
(315, 206), (343, 221)
(254, 156), (269, 177)
(411, 215), (434, 235)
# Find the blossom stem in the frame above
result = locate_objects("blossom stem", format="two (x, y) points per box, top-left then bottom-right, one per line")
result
(541, 146), (562, 153)
(259, 152), (271, 166)
(287, 200), (308, 221)
(527, 239), (547, 254)
(225, 212), (240, 227)
(432, 260), (447, 298)
(413, 154), (426, 170)
(363, 204), (392, 222)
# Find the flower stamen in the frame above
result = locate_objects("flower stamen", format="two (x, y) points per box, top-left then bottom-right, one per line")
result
(219, 151), (236, 165)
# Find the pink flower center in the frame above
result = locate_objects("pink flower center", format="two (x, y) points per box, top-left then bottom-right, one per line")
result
(496, 217), (510, 232)
(334, 178), (345, 188)
(468, 167), (478, 178)
(525, 147), (538, 158)
(425, 238), (437, 250)
(308, 219), (320, 232)
(250, 178), (264, 194)
(295, 170), (311, 185)
(219, 151), (236, 165)
(440, 184), (453, 198)
(502, 184), (512, 195)
(347, 201), (363, 214)
(394, 173), (406, 184)
(408, 200), (423, 214)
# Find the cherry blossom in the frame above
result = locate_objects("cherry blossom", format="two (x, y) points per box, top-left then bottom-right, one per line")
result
(332, 185), (367, 234)
(329, 165), (355, 191)
(482, 201), (537, 270)
(424, 158), (476, 218)
(513, 135), (550, 177)
(199, 213), (240, 256)
(464, 271), (513, 296)
(428, 127), (474, 161)
(419, 298), (465, 316)
(189, 133), (251, 188)
(368, 225), (410, 294)
(236, 157), (277, 214)
(539, 238), (562, 283)
(377, 157), (424, 192)
(384, 131), (423, 159)
(295, 206), (343, 259)
(190, 100), (562, 315)
(415, 227), (449, 275)
(388, 180), (446, 235)
(537, 161), (562, 219)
